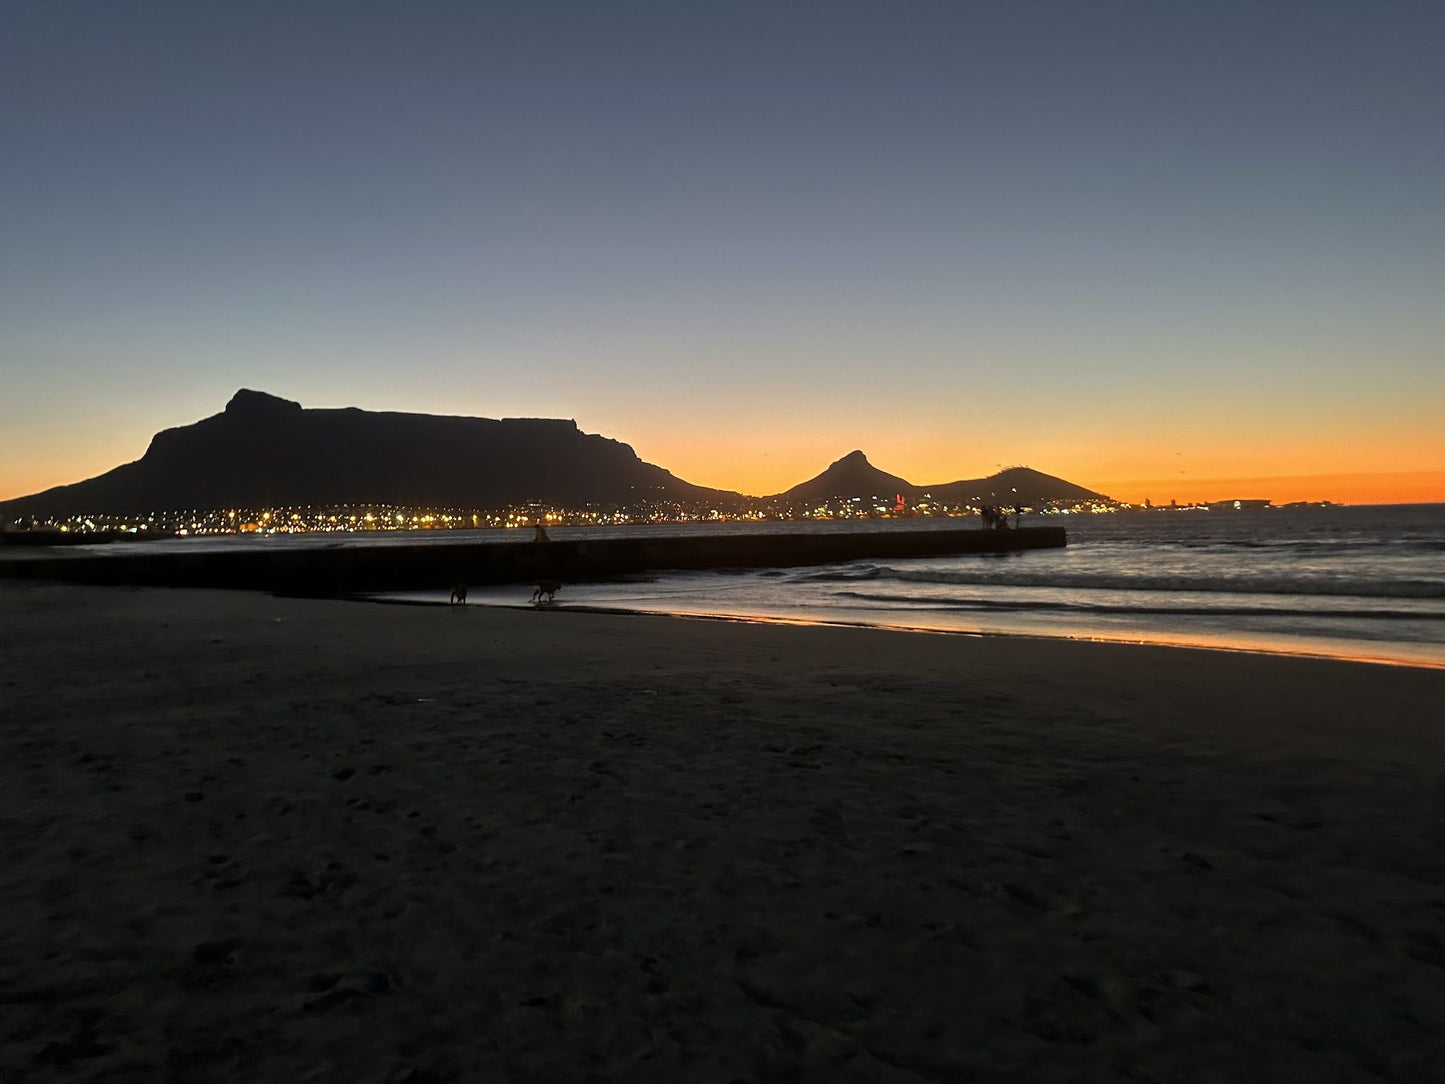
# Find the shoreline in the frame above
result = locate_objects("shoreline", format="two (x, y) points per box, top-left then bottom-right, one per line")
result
(369, 593), (1445, 672)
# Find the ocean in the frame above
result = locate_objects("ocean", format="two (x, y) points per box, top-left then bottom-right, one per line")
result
(58, 504), (1445, 667)
(452, 504), (1445, 668)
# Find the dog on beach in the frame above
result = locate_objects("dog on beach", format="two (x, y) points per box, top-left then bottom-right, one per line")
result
(449, 582), (468, 606)
(531, 579), (561, 604)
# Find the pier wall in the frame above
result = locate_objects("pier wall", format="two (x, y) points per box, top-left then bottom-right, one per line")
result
(0, 527), (1066, 596)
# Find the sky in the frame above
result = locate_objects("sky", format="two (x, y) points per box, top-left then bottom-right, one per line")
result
(2, 0), (1442, 505)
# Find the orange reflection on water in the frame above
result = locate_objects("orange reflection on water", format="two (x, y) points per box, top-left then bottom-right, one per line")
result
(574, 603), (1445, 671)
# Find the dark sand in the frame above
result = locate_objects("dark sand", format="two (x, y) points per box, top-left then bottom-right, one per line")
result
(1, 582), (1442, 1082)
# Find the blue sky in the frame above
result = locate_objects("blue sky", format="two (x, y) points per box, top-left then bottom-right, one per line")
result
(3, 1), (1442, 501)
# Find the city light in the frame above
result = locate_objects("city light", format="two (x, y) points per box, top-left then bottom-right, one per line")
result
(4, 494), (1142, 537)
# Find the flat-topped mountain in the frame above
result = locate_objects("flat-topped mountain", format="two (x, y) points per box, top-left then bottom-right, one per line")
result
(2, 390), (737, 516)
(771, 452), (1107, 506)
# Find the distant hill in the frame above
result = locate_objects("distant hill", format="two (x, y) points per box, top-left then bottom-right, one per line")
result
(1, 389), (738, 517)
(924, 466), (1108, 506)
(768, 452), (1108, 506)
(775, 451), (919, 504)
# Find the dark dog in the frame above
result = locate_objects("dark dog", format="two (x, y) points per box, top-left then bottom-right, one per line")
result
(530, 579), (561, 604)
(449, 582), (468, 606)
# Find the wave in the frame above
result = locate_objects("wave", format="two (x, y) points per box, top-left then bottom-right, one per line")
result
(1145, 541), (1445, 559)
(797, 565), (885, 582)
(794, 566), (1445, 601)
(832, 590), (1445, 622)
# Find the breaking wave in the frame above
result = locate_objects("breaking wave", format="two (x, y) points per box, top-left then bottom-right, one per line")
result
(796, 565), (1445, 601)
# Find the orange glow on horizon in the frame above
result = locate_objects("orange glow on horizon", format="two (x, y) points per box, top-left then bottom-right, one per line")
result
(4, 421), (1443, 510)
(5, 459), (1444, 510)
(646, 422), (1445, 505)
(653, 443), (1445, 506)
(1, 455), (134, 506)
(1091, 471), (1445, 507)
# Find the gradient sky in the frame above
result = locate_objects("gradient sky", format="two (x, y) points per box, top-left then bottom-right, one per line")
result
(3, 0), (1442, 505)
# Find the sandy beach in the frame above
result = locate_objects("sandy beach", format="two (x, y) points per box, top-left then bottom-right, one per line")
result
(1, 582), (1442, 1082)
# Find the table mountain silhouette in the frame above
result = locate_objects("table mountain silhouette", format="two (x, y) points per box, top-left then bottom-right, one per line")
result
(3, 393), (1110, 519)
(2, 390), (736, 516)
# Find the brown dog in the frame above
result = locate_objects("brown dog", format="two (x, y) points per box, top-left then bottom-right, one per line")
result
(449, 582), (468, 606)
(530, 579), (560, 604)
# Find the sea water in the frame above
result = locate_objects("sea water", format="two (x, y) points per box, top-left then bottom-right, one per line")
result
(456, 505), (1445, 667)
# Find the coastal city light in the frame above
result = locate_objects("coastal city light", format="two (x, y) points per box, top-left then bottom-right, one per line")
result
(3, 496), (1144, 537)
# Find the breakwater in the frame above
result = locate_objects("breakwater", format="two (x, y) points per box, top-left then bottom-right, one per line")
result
(0, 527), (1066, 596)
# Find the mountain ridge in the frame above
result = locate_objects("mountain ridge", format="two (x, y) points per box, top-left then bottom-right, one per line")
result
(3, 390), (736, 516)
(770, 451), (1107, 506)
(2, 391), (1110, 517)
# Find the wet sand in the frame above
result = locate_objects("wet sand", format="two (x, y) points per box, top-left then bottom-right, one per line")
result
(1, 582), (1442, 1082)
